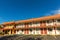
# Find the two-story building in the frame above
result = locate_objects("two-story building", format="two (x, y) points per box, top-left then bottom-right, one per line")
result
(1, 14), (60, 35)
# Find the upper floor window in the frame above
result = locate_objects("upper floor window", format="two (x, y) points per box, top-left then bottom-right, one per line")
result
(54, 19), (60, 25)
(47, 20), (53, 23)
(57, 19), (60, 22)
(42, 21), (46, 23)
(46, 20), (54, 26)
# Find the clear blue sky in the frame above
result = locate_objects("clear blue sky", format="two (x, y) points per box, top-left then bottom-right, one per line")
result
(0, 0), (60, 23)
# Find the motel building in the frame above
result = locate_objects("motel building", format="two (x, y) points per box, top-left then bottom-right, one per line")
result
(1, 14), (60, 35)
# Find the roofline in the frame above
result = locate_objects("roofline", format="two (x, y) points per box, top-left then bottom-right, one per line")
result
(2, 14), (60, 25)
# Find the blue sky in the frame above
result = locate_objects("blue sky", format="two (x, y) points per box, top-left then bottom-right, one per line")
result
(0, 0), (60, 23)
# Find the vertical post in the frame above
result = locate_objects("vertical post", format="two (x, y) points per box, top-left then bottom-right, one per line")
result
(26, 23), (29, 35)
(52, 27), (55, 35)
(47, 28), (48, 34)
(54, 27), (56, 35)
(24, 23), (26, 35)
(9, 30), (11, 35)
(41, 28), (43, 35)
(26, 29), (29, 35)
(53, 19), (56, 35)
(14, 23), (16, 34)
(43, 28), (45, 34)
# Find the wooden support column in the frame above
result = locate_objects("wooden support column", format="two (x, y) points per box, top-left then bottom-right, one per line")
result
(47, 28), (48, 34)
(8, 30), (11, 35)
(26, 29), (29, 34)
(14, 24), (16, 34)
(24, 30), (26, 34)
(43, 28), (47, 34)
(41, 28), (43, 34)
(54, 27), (56, 35)
(24, 29), (29, 35)
(12, 29), (15, 34)
(24, 23), (26, 34)
(24, 23), (29, 35)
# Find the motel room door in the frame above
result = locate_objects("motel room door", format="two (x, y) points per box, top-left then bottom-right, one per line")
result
(41, 21), (47, 34)
(41, 28), (47, 34)
(43, 28), (47, 34)
(41, 28), (43, 34)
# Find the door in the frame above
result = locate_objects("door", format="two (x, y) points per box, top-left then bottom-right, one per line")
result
(43, 28), (47, 34)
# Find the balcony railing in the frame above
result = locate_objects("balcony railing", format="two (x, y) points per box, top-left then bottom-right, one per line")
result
(56, 22), (60, 26)
(29, 30), (41, 34)
(16, 25), (25, 28)
(16, 30), (24, 34)
(28, 23), (40, 28)
(3, 26), (14, 29)
(46, 23), (54, 26)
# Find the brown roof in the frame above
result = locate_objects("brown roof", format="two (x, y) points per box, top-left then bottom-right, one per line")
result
(3, 22), (15, 25)
(3, 14), (60, 25)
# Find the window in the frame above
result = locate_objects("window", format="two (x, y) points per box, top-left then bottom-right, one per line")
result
(47, 20), (53, 23)
(57, 28), (60, 30)
(46, 20), (54, 26)
(36, 28), (40, 31)
(43, 21), (46, 23)
(30, 29), (32, 32)
(44, 28), (47, 30)
(48, 28), (52, 31)
(17, 30), (19, 32)
(57, 19), (60, 22)
(40, 28), (43, 30)
(21, 29), (23, 32)
(46, 20), (50, 23)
